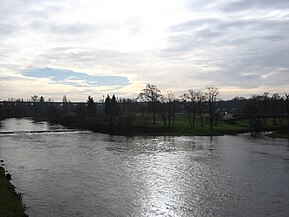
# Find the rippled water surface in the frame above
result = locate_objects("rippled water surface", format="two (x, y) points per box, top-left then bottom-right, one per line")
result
(1, 118), (289, 217)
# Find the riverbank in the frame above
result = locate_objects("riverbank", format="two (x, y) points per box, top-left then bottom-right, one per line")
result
(267, 127), (289, 139)
(57, 115), (286, 137)
(0, 166), (27, 217)
(2, 116), (286, 138)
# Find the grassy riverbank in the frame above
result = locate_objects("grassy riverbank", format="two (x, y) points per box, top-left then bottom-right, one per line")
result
(132, 119), (284, 136)
(0, 167), (27, 217)
(58, 114), (287, 137)
(267, 127), (289, 139)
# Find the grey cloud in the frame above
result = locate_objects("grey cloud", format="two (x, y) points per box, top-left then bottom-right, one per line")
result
(0, 0), (48, 20)
(33, 46), (148, 74)
(170, 17), (289, 35)
(0, 1), (137, 37)
(261, 70), (289, 86)
(167, 16), (289, 52)
(208, 46), (289, 88)
(197, 71), (261, 89)
(169, 18), (220, 32)
(165, 34), (199, 53)
(30, 21), (98, 35)
(240, 48), (289, 69)
(218, 19), (289, 34)
(184, 0), (224, 12)
(0, 23), (14, 37)
(206, 51), (289, 88)
(195, 29), (225, 39)
(0, 0), (93, 38)
(167, 19), (224, 53)
(0, 76), (26, 81)
(223, 0), (289, 12)
(164, 12), (289, 90)
(0, 0), (64, 38)
(194, 66), (289, 90)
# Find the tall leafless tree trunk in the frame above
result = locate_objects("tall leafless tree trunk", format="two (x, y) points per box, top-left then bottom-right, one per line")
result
(196, 91), (206, 127)
(184, 90), (197, 127)
(285, 93), (289, 124)
(262, 92), (269, 125)
(205, 86), (219, 130)
(271, 93), (280, 125)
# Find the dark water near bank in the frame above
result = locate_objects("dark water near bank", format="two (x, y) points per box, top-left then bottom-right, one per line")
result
(0, 118), (289, 217)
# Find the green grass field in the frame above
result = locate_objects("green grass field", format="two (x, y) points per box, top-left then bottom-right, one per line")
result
(134, 114), (288, 136)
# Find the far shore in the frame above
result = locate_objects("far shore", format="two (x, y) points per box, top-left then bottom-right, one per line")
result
(1, 116), (288, 139)
(266, 128), (289, 139)
(55, 115), (289, 138)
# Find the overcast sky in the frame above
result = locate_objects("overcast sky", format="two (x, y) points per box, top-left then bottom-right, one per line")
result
(1, 0), (289, 101)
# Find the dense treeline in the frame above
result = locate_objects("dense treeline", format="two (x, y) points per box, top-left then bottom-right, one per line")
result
(0, 85), (288, 136)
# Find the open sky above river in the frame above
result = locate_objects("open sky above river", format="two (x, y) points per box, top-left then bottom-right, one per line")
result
(0, 0), (289, 101)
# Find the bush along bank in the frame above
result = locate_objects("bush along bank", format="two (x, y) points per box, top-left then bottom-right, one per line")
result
(0, 165), (28, 217)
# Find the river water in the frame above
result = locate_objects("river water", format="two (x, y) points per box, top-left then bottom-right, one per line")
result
(0, 118), (289, 217)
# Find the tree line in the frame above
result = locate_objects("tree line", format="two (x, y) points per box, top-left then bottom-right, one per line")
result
(0, 84), (288, 135)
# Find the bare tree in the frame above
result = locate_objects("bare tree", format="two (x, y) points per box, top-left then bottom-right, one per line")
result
(262, 92), (269, 125)
(271, 93), (280, 125)
(105, 94), (119, 128)
(39, 96), (45, 102)
(205, 86), (219, 130)
(62, 95), (69, 113)
(285, 93), (289, 123)
(138, 84), (162, 124)
(118, 97), (137, 130)
(180, 94), (191, 127)
(31, 95), (39, 102)
(184, 90), (197, 127)
(246, 94), (263, 129)
(157, 91), (176, 127)
(62, 95), (68, 103)
(166, 91), (177, 127)
(159, 96), (168, 127)
(196, 91), (206, 127)
(87, 96), (96, 118)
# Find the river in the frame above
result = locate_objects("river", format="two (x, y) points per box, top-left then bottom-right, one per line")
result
(0, 118), (289, 217)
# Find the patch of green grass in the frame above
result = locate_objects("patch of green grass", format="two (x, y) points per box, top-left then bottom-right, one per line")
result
(134, 116), (286, 137)
(0, 167), (26, 217)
